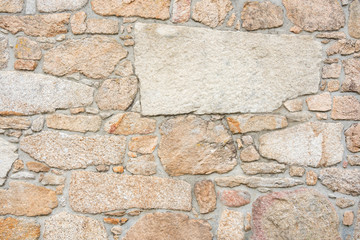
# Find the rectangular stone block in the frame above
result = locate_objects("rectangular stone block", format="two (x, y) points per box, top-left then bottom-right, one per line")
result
(134, 23), (322, 115)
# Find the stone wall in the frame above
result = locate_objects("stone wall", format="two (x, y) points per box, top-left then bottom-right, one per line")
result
(0, 0), (359, 239)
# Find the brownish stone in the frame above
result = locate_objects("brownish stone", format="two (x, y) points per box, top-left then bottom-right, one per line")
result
(70, 12), (87, 35)
(192, 0), (233, 28)
(241, 162), (286, 175)
(128, 135), (158, 154)
(327, 39), (360, 56)
(342, 58), (360, 94)
(0, 0), (23, 13)
(217, 209), (244, 240)
(0, 117), (30, 129)
(104, 218), (120, 225)
(26, 162), (50, 173)
(284, 98), (303, 112)
(46, 114), (101, 133)
(343, 211), (354, 226)
(306, 92), (332, 112)
(194, 180), (217, 214)
(15, 37), (42, 60)
(219, 189), (251, 207)
(86, 19), (119, 34)
(114, 60), (133, 77)
(331, 96), (360, 120)
(328, 80), (340, 92)
(336, 198), (355, 209)
(127, 155), (157, 176)
(322, 63), (341, 79)
(12, 159), (24, 173)
(306, 170), (318, 186)
(171, 0), (191, 23)
(0, 217), (40, 240)
(345, 123), (360, 152)
(14, 60), (37, 71)
(320, 168), (360, 196)
(289, 166), (305, 177)
(112, 166), (124, 173)
(240, 146), (260, 162)
(316, 32), (346, 39)
(349, 0), (360, 39)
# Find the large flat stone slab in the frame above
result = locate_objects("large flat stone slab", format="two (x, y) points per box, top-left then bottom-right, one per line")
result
(134, 23), (322, 115)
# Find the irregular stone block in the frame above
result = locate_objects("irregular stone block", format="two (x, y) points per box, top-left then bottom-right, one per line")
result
(0, 117), (31, 129)
(215, 176), (303, 188)
(322, 63), (341, 79)
(349, 0), (360, 39)
(342, 58), (360, 94)
(194, 180), (216, 214)
(128, 135), (157, 154)
(15, 37), (42, 60)
(345, 123), (360, 152)
(306, 92), (332, 112)
(26, 162), (50, 172)
(134, 23), (322, 115)
(86, 19), (119, 34)
(126, 155), (157, 176)
(259, 122), (343, 167)
(192, 0), (233, 28)
(0, 217), (40, 240)
(46, 114), (101, 133)
(0, 138), (18, 180)
(14, 59), (37, 71)
(284, 98), (303, 112)
(171, 0), (191, 23)
(336, 198), (355, 209)
(0, 35), (9, 69)
(219, 190), (250, 207)
(70, 11), (87, 34)
(69, 171), (192, 213)
(241, 162), (286, 175)
(327, 39), (360, 56)
(240, 146), (260, 162)
(320, 168), (360, 196)
(331, 96), (360, 120)
(37, 0), (88, 12)
(0, 0), (24, 13)
(217, 209), (244, 240)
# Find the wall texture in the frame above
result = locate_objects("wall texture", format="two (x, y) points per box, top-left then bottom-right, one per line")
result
(0, 0), (359, 239)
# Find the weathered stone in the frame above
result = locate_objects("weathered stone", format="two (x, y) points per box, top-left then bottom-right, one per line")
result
(111, 226), (122, 235)
(355, 202), (360, 239)
(328, 80), (340, 92)
(0, 181), (57, 216)
(135, 23), (322, 115)
(282, 0), (345, 32)
(37, 0), (87, 12)
(114, 60), (133, 77)
(192, 0), (233, 28)
(0, 35), (8, 70)
(0, 117), (31, 129)
(194, 180), (216, 214)
(127, 155), (157, 176)
(86, 19), (119, 34)
(41, 173), (65, 185)
(252, 188), (340, 240)
(217, 209), (244, 240)
(124, 39), (134, 46)
(70, 11), (87, 34)
(241, 162), (286, 175)
(31, 116), (44, 132)
(226, 12), (236, 27)
(10, 172), (35, 180)
(315, 113), (327, 120)
(44, 212), (107, 240)
(306, 92), (332, 112)
(219, 190), (250, 207)
(242, 135), (253, 145)
(91, 0), (170, 19)
(336, 198), (355, 209)
(12, 159), (24, 173)
(0, 71), (93, 115)
(227, 114), (287, 134)
(0, 138), (18, 181)
(322, 63), (341, 79)
(349, 0), (360, 39)
(345, 124), (360, 152)
(348, 155), (360, 166)
(46, 114), (101, 133)
(21, 131), (126, 170)
(0, 217), (40, 240)
(95, 77), (137, 111)
(129, 135), (158, 154)
(104, 112), (156, 135)
(289, 166), (305, 177)
(284, 99), (302, 112)
(158, 115), (236, 176)
(324, 58), (339, 64)
(15, 37), (42, 60)
(320, 168), (360, 196)
(306, 170), (318, 186)
(14, 59), (38, 71)
(241, 1), (283, 31)
(240, 146), (260, 162)
(331, 96), (360, 120)
(26, 161), (50, 172)
(44, 36), (127, 79)
(0, 13), (70, 37)
(327, 39), (360, 56)
(259, 122), (343, 167)
(69, 171), (192, 213)
(112, 166), (124, 173)
(343, 211), (354, 226)
(316, 32), (346, 39)
(171, 0), (191, 23)
(342, 58), (360, 94)
(215, 176), (303, 188)
(0, 0), (23, 13)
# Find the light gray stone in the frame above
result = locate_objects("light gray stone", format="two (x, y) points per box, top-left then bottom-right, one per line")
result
(0, 71), (93, 115)
(259, 122), (343, 167)
(10, 172), (36, 180)
(26, 0), (36, 14)
(37, 0), (88, 12)
(0, 35), (9, 69)
(215, 176), (303, 188)
(320, 168), (360, 196)
(134, 23), (322, 115)
(0, 138), (18, 179)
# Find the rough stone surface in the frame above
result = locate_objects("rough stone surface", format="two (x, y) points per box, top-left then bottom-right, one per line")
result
(158, 115), (236, 176)
(0, 138), (18, 180)
(289, 166), (305, 177)
(327, 39), (360, 56)
(306, 93), (332, 112)
(0, 35), (8, 69)
(336, 198), (355, 209)
(241, 1), (283, 31)
(252, 188), (340, 240)
(86, 19), (119, 34)
(0, 217), (40, 240)
(320, 168), (360, 196)
(306, 170), (318, 186)
(123, 212), (212, 240)
(345, 123), (360, 152)
(135, 23), (322, 115)
(328, 80), (340, 92)
(0, 117), (31, 129)
(349, 0), (360, 39)
(0, 13), (70, 37)
(0, 181), (57, 216)
(43, 36), (127, 79)
(217, 209), (244, 240)
(69, 171), (192, 213)
(129, 135), (157, 154)
(355, 203), (360, 239)
(114, 60), (133, 77)
(43, 212), (107, 240)
(348, 155), (360, 166)
(284, 99), (302, 112)
(259, 122), (343, 167)
(95, 77), (137, 110)
(91, 0), (170, 19)
(241, 162), (286, 175)
(192, 0), (233, 28)
(14, 59), (38, 71)
(342, 58), (360, 94)
(11, 172), (36, 180)
(70, 11), (87, 34)
(15, 37), (42, 60)
(20, 131), (126, 170)
(0, 0), (24, 13)
(126, 155), (157, 176)
(46, 114), (101, 133)
(322, 63), (341, 79)
(37, 0), (88, 12)
(316, 32), (346, 39)
(171, 0), (191, 23)
(0, 71), (93, 115)
(26, 161), (50, 172)
(343, 211), (354, 226)
(240, 146), (260, 162)
(219, 190), (251, 207)
(282, 0), (345, 32)
(104, 112), (156, 135)
(31, 116), (44, 132)
(215, 176), (303, 188)
(331, 96), (360, 120)
(194, 180), (217, 214)
(41, 173), (65, 185)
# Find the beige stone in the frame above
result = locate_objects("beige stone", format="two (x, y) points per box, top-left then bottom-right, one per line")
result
(343, 211), (354, 226)
(241, 135), (253, 145)
(104, 112), (156, 135)
(158, 115), (236, 176)
(345, 124), (360, 152)
(282, 0), (345, 32)
(37, 0), (88, 12)
(241, 1), (283, 31)
(46, 114), (101, 133)
(322, 63), (341, 79)
(355, 202), (360, 239)
(316, 32), (346, 39)
(127, 155), (157, 176)
(13, 159), (24, 173)
(43, 212), (107, 240)
(171, 0), (191, 23)
(215, 176), (303, 188)
(15, 37), (42, 60)
(31, 116), (44, 132)
(290, 25), (302, 33)
(20, 131), (126, 170)
(348, 155), (360, 166)
(41, 173), (65, 185)
(0, 181), (57, 216)
(0, 217), (40, 240)
(226, 13), (236, 27)
(284, 98), (303, 112)
(111, 226), (122, 235)
(336, 198), (355, 209)
(70, 12), (87, 34)
(0, 0), (23, 13)
(0, 35), (8, 69)
(91, 0), (170, 19)
(0, 117), (31, 129)
(328, 80), (340, 92)
(342, 58), (360, 94)
(320, 168), (360, 196)
(192, 0), (233, 28)
(219, 190), (250, 207)
(324, 58), (339, 64)
(44, 36), (127, 79)
(240, 146), (260, 162)
(306, 170), (318, 186)
(349, 0), (360, 39)
(123, 212), (212, 240)
(289, 166), (305, 177)
(14, 59), (38, 71)
(0, 138), (18, 182)
(86, 19), (119, 34)
(217, 209), (244, 240)
(252, 188), (340, 240)
(69, 171), (191, 213)
(129, 135), (158, 154)
(114, 60), (133, 77)
(0, 13), (70, 37)
(306, 93), (332, 112)
(241, 162), (286, 175)
(259, 122), (343, 167)
(327, 39), (360, 56)
(95, 77), (137, 111)
(27, 162), (50, 172)
(194, 180), (216, 214)
(332, 96), (360, 120)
